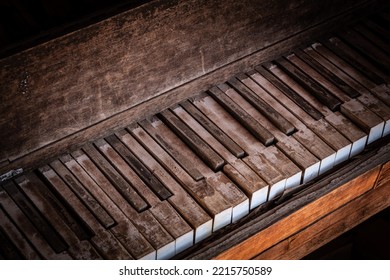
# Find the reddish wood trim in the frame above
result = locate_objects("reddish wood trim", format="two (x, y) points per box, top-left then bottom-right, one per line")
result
(213, 165), (382, 259)
(253, 164), (390, 259)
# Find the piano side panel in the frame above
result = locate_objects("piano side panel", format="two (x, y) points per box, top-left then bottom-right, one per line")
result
(0, 0), (382, 171)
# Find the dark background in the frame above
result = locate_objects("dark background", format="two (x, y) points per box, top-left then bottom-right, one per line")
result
(0, 0), (151, 58)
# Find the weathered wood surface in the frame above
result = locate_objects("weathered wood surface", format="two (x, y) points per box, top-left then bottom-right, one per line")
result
(253, 161), (390, 260)
(176, 137), (390, 260)
(0, 0), (382, 174)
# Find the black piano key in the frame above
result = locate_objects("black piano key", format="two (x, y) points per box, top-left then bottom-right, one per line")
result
(14, 174), (101, 259)
(0, 227), (24, 259)
(29, 172), (94, 241)
(81, 144), (149, 212)
(319, 37), (386, 85)
(0, 182), (70, 259)
(257, 64), (323, 121)
(353, 24), (390, 53)
(38, 165), (134, 259)
(274, 57), (342, 111)
(293, 49), (360, 99)
(138, 119), (204, 181)
(158, 109), (225, 171)
(180, 100), (245, 158)
(208, 86), (275, 146)
(105, 133), (172, 200)
(227, 76), (296, 135)
(338, 29), (390, 74)
(50, 159), (116, 229)
(2, 181), (69, 254)
(364, 20), (390, 45)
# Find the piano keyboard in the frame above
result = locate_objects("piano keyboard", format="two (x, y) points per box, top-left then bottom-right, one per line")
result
(1, 15), (389, 260)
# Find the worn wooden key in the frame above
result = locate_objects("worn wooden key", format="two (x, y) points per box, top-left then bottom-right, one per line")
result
(338, 28), (390, 73)
(253, 66), (352, 166)
(158, 109), (225, 171)
(292, 50), (389, 139)
(274, 57), (342, 111)
(240, 71), (336, 175)
(180, 100), (245, 158)
(24, 172), (93, 241)
(129, 123), (238, 231)
(129, 125), (213, 243)
(105, 134), (172, 200)
(0, 197), (41, 259)
(293, 49), (360, 99)
(118, 129), (211, 251)
(50, 159), (116, 229)
(319, 38), (386, 85)
(208, 87), (275, 146)
(81, 144), (148, 212)
(223, 82), (320, 184)
(2, 180), (69, 254)
(256, 64), (323, 121)
(307, 43), (379, 91)
(15, 174), (102, 260)
(172, 103), (269, 209)
(302, 44), (387, 143)
(39, 165), (137, 259)
(139, 118), (204, 181)
(341, 99), (384, 144)
(71, 150), (160, 259)
(152, 114), (249, 226)
(358, 92), (390, 137)
(227, 76), (296, 135)
(0, 185), (72, 259)
(244, 154), (286, 200)
(192, 93), (304, 189)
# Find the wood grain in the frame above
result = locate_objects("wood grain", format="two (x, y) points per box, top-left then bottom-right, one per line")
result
(213, 166), (381, 259)
(0, 0), (381, 174)
(253, 169), (390, 259)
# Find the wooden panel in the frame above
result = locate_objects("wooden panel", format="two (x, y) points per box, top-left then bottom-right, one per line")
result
(213, 166), (381, 259)
(0, 0), (381, 173)
(253, 169), (390, 259)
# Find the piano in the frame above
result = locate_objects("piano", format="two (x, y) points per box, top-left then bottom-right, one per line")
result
(0, 0), (389, 260)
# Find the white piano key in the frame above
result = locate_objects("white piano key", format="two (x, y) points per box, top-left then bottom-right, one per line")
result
(334, 143), (352, 166)
(250, 186), (269, 209)
(175, 230), (194, 255)
(232, 199), (250, 223)
(213, 207), (233, 232)
(302, 162), (320, 183)
(286, 171), (303, 189)
(156, 241), (176, 260)
(194, 220), (213, 244)
(319, 153), (336, 175)
(268, 179), (287, 200)
(367, 122), (385, 144)
(139, 251), (157, 260)
(350, 135), (367, 158)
